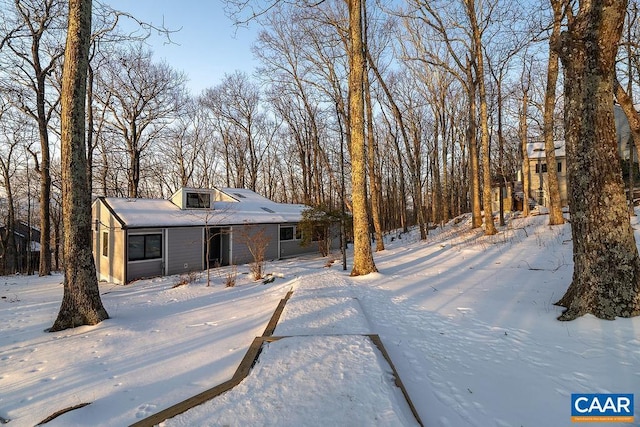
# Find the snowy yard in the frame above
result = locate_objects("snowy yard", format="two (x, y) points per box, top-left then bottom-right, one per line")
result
(1, 213), (639, 426)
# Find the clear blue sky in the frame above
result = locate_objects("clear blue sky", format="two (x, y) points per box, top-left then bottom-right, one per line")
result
(105, 0), (259, 94)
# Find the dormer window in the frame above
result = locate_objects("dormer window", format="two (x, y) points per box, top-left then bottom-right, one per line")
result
(186, 192), (211, 209)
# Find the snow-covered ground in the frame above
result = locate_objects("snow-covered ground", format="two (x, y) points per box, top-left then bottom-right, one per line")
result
(1, 213), (639, 426)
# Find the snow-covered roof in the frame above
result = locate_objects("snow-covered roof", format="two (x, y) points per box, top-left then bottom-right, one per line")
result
(100, 189), (308, 228)
(526, 141), (565, 159)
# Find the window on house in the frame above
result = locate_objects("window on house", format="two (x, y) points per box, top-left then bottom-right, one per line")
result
(280, 226), (295, 241)
(535, 163), (548, 174)
(186, 192), (210, 209)
(128, 234), (162, 261)
(557, 162), (562, 173)
(102, 231), (108, 257)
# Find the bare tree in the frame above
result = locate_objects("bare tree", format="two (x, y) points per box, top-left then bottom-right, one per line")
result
(236, 224), (270, 280)
(363, 2), (386, 251)
(542, 0), (566, 225)
(254, 9), (327, 205)
(95, 44), (187, 198)
(400, 0), (484, 229)
(51, 0), (109, 331)
(200, 71), (272, 192)
(158, 98), (207, 192)
(0, 0), (67, 275)
(484, 3), (531, 226)
(225, 0), (377, 276)
(519, 56), (533, 217)
(553, 0), (640, 320)
(0, 103), (20, 274)
(393, 72), (429, 239)
(463, 0), (497, 235)
(348, 0), (377, 275)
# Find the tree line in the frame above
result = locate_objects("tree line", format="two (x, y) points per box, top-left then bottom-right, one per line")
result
(1, 0), (639, 328)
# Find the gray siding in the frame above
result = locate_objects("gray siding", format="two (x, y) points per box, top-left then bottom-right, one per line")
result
(231, 224), (279, 265)
(127, 259), (163, 282)
(166, 227), (203, 276)
(280, 223), (340, 258)
(126, 228), (164, 282)
(280, 239), (317, 258)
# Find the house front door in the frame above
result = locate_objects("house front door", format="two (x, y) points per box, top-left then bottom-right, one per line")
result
(205, 227), (230, 267)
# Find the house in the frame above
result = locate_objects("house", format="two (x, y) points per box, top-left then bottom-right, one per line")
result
(0, 221), (41, 274)
(520, 105), (633, 209)
(490, 181), (515, 214)
(489, 141), (568, 214)
(525, 140), (568, 208)
(492, 105), (636, 213)
(92, 187), (336, 284)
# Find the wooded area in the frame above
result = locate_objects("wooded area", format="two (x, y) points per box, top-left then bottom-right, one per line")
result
(1, 0), (640, 323)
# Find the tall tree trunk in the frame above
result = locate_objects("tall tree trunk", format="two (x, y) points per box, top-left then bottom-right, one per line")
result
(364, 67), (384, 251)
(520, 76), (531, 217)
(544, 2), (566, 225)
(554, 0), (640, 320)
(466, 0), (496, 235)
(366, 51), (409, 232)
(348, 0), (377, 276)
(128, 148), (140, 198)
(408, 123), (427, 240)
(86, 64), (95, 193)
(432, 117), (443, 226)
(466, 65), (482, 229)
(0, 160), (17, 273)
(36, 84), (52, 276)
(496, 79), (506, 226)
(51, 0), (109, 332)
(440, 97), (450, 224)
(362, 5), (384, 251)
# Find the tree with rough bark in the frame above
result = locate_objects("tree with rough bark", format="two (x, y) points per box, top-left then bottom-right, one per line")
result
(553, 0), (640, 320)
(347, 0), (377, 275)
(50, 0), (109, 332)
